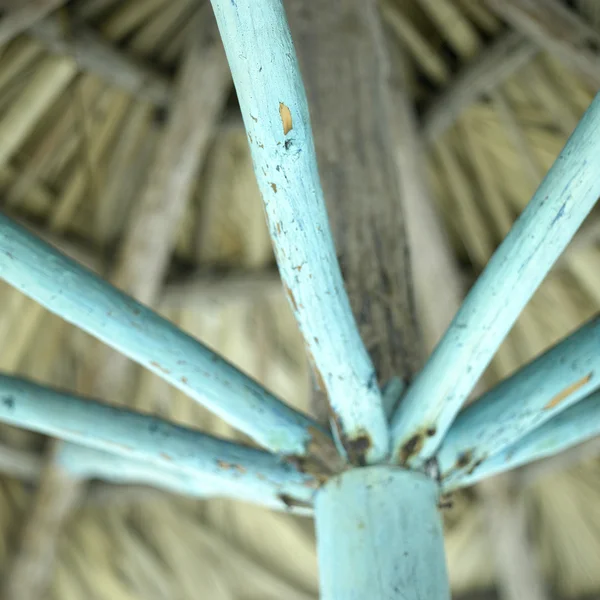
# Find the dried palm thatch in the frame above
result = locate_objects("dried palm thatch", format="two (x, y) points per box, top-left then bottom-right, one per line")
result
(0, 0), (598, 599)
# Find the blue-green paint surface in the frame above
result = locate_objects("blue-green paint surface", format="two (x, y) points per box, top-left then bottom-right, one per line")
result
(392, 92), (600, 467)
(210, 0), (389, 463)
(0, 374), (317, 510)
(315, 467), (450, 599)
(0, 214), (324, 456)
(58, 443), (311, 513)
(445, 387), (600, 491)
(438, 315), (600, 481)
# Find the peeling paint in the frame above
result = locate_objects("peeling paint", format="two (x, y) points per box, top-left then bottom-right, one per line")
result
(279, 493), (311, 510)
(345, 433), (372, 466)
(150, 361), (170, 375)
(216, 460), (247, 474)
(398, 432), (424, 465)
(467, 457), (485, 475)
(283, 282), (298, 311)
(455, 450), (472, 469)
(544, 372), (592, 410)
(279, 102), (293, 134)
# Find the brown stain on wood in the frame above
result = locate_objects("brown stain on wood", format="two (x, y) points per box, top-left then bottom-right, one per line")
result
(398, 432), (424, 465)
(217, 460), (247, 474)
(283, 283), (298, 311)
(270, 182), (277, 193)
(279, 102), (293, 135)
(278, 493), (311, 510)
(345, 433), (372, 466)
(544, 372), (592, 410)
(455, 450), (473, 469)
(305, 345), (326, 392)
(150, 361), (170, 375)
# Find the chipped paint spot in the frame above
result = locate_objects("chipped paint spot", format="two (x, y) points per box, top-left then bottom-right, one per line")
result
(346, 433), (372, 466)
(455, 450), (472, 469)
(279, 102), (293, 135)
(150, 361), (170, 375)
(279, 493), (311, 510)
(283, 283), (298, 311)
(276, 222), (282, 235)
(467, 457), (485, 475)
(544, 372), (592, 410)
(160, 452), (173, 462)
(398, 432), (424, 465)
(426, 427), (437, 437)
(180, 376), (188, 384)
(270, 182), (277, 193)
(250, 114), (257, 122)
(217, 460), (246, 474)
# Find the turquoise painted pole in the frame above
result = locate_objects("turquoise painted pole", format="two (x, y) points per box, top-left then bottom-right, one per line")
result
(0, 374), (317, 511)
(437, 314), (600, 480)
(391, 91), (600, 467)
(57, 443), (311, 514)
(0, 214), (326, 457)
(209, 0), (389, 464)
(445, 387), (600, 491)
(315, 467), (450, 599)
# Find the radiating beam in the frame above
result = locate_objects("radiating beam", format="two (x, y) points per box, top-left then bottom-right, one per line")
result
(57, 443), (311, 513)
(0, 374), (317, 510)
(444, 387), (600, 491)
(391, 91), (600, 467)
(437, 315), (600, 482)
(209, 0), (389, 463)
(0, 214), (328, 457)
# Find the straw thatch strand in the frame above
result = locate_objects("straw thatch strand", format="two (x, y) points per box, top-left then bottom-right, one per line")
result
(0, 0), (67, 46)
(487, 0), (600, 88)
(30, 15), (172, 106)
(422, 30), (537, 141)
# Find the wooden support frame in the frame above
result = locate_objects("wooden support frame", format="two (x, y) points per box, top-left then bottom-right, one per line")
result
(0, 0), (598, 598)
